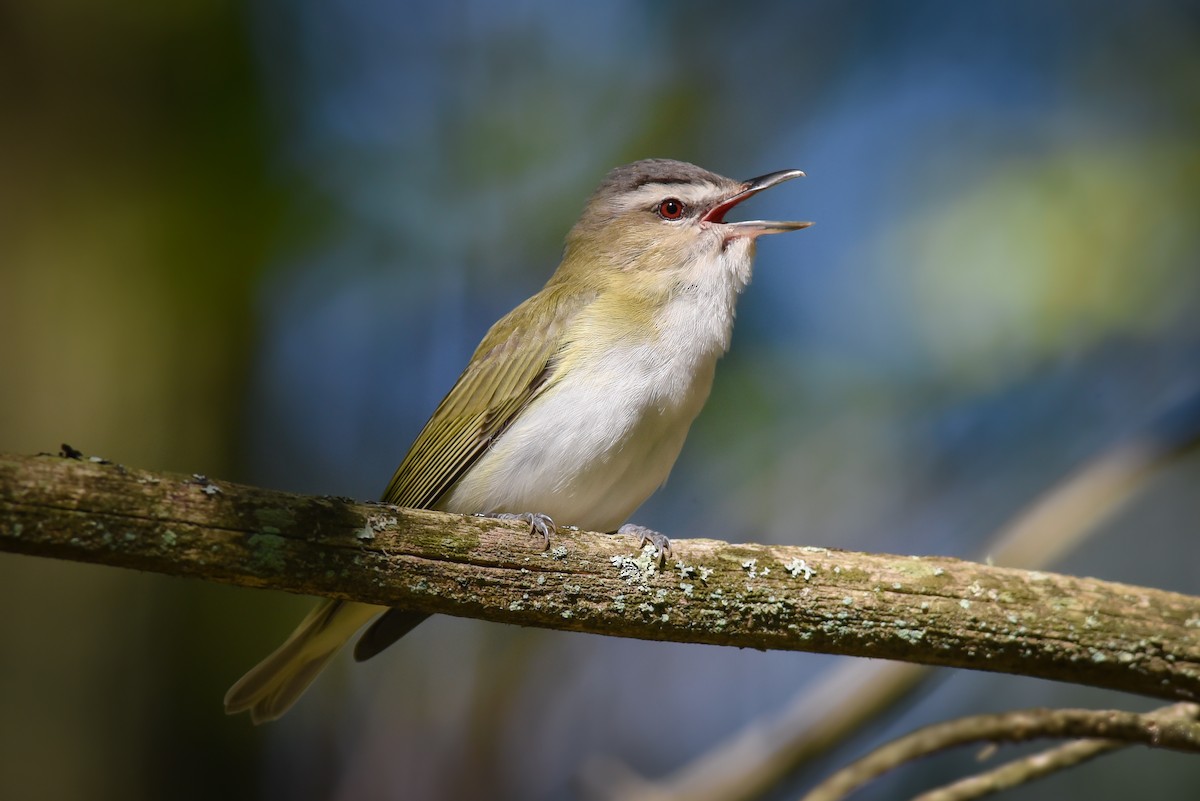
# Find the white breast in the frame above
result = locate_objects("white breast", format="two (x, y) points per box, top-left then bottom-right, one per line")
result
(442, 239), (755, 532)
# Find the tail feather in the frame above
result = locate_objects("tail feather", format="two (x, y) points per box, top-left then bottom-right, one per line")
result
(225, 599), (385, 724)
(353, 609), (431, 662)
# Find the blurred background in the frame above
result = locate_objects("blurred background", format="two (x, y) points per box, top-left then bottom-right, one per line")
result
(1, 1), (1198, 799)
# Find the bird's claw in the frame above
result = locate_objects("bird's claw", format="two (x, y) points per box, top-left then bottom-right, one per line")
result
(617, 523), (673, 561)
(495, 512), (556, 550)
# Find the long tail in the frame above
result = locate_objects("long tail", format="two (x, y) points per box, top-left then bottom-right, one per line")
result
(224, 600), (385, 724)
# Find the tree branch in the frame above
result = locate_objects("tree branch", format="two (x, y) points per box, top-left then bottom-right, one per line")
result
(2, 452), (1198, 703)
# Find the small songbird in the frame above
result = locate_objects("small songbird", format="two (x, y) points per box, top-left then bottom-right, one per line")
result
(225, 158), (810, 722)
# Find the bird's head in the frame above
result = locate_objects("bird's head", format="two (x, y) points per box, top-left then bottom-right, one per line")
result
(557, 159), (810, 293)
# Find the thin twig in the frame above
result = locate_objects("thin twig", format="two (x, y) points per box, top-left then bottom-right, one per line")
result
(911, 738), (1122, 801)
(801, 704), (1200, 801)
(911, 702), (1200, 801)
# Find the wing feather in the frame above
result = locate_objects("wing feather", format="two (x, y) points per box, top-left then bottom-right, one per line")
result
(381, 284), (587, 509)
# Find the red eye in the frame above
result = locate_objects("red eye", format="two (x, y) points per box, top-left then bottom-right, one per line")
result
(657, 198), (686, 220)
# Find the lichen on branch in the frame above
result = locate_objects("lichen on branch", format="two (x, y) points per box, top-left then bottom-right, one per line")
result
(1, 452), (1198, 703)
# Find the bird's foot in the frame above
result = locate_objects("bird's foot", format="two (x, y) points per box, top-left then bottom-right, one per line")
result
(492, 512), (556, 550)
(617, 523), (673, 561)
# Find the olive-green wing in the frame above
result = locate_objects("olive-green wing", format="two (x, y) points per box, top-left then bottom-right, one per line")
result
(362, 284), (585, 662)
(380, 284), (585, 509)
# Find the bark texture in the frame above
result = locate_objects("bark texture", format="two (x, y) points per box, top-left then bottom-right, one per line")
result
(2, 452), (1198, 702)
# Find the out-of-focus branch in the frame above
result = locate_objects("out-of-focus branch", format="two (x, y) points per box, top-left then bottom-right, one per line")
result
(2, 451), (1199, 700)
(802, 703), (1200, 801)
(911, 738), (1122, 801)
(580, 661), (933, 801)
(985, 390), (1200, 567)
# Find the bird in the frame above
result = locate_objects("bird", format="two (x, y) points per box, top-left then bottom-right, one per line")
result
(225, 158), (810, 723)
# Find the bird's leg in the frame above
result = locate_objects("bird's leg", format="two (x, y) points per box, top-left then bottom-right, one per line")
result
(616, 523), (673, 560)
(485, 512), (556, 550)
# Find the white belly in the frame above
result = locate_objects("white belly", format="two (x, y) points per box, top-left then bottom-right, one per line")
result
(440, 345), (716, 531)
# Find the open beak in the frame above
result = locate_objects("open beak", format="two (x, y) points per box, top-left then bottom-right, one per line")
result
(702, 169), (812, 236)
